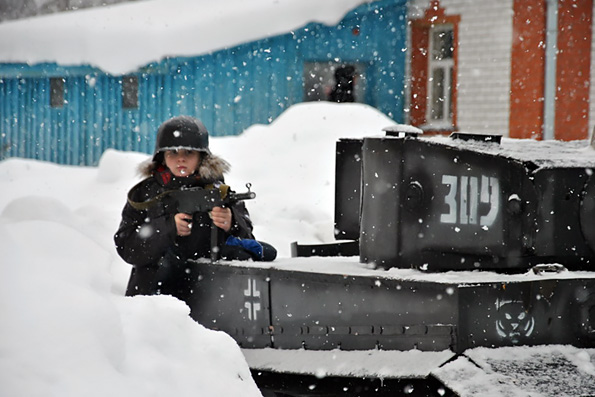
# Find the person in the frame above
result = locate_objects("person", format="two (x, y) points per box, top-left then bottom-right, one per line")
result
(328, 65), (357, 103)
(114, 115), (276, 300)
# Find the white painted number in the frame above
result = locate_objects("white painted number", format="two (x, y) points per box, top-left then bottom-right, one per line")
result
(440, 174), (499, 227)
(441, 175), (458, 224)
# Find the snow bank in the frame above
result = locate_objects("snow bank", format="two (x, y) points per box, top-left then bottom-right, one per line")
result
(0, 196), (260, 397)
(210, 102), (396, 250)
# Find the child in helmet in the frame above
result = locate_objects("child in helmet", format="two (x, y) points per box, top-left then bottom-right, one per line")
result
(114, 116), (275, 299)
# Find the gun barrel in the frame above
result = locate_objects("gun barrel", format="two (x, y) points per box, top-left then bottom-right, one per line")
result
(232, 191), (256, 201)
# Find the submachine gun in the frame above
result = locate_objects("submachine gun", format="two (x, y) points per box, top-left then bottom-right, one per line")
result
(167, 183), (256, 262)
(126, 182), (255, 262)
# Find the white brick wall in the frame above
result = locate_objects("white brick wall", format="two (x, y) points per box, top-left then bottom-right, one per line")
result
(409, 0), (595, 141)
(409, 0), (514, 136)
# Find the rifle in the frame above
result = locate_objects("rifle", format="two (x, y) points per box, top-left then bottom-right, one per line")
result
(128, 183), (255, 262)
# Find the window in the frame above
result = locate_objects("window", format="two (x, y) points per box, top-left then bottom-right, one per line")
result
(409, 2), (460, 134)
(50, 77), (65, 108)
(122, 75), (138, 109)
(428, 26), (454, 126)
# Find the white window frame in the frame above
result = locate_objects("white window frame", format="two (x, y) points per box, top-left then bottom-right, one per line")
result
(426, 24), (454, 128)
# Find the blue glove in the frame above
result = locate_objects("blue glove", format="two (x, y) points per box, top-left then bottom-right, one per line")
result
(225, 236), (264, 260)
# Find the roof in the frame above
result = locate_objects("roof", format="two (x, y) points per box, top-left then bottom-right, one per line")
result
(0, 0), (370, 75)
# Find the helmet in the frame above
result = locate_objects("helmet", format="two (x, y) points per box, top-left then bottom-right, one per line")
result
(153, 116), (210, 162)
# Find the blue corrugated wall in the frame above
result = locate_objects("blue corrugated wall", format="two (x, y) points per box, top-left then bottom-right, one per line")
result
(0, 0), (408, 165)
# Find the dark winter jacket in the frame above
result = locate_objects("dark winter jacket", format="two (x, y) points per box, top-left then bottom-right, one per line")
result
(114, 154), (254, 298)
(329, 66), (356, 103)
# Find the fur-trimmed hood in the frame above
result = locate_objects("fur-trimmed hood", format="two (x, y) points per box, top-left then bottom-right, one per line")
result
(138, 153), (231, 182)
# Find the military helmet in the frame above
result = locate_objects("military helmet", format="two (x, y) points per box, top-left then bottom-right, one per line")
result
(153, 116), (210, 162)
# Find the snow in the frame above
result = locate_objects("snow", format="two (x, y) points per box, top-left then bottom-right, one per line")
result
(210, 102), (397, 251)
(245, 346), (595, 396)
(207, 256), (595, 285)
(1, 102), (594, 396)
(0, 0), (369, 75)
(382, 124), (424, 135)
(431, 135), (595, 170)
(434, 345), (595, 397)
(243, 348), (456, 379)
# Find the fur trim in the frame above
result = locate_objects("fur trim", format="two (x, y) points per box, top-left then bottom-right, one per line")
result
(138, 159), (157, 177)
(198, 154), (230, 180)
(138, 153), (230, 180)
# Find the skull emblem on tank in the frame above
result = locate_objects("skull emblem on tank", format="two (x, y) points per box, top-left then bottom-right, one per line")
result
(495, 299), (535, 344)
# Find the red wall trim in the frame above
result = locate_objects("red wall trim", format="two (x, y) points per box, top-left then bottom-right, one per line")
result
(510, 0), (593, 140)
(510, 0), (546, 139)
(410, 0), (460, 134)
(410, 22), (429, 127)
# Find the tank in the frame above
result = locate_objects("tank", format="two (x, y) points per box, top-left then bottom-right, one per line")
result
(175, 129), (595, 396)
(335, 129), (595, 271)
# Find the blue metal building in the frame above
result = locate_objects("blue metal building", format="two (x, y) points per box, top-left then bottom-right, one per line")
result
(0, 0), (408, 165)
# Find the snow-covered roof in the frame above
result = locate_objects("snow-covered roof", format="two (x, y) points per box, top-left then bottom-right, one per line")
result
(0, 0), (369, 75)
